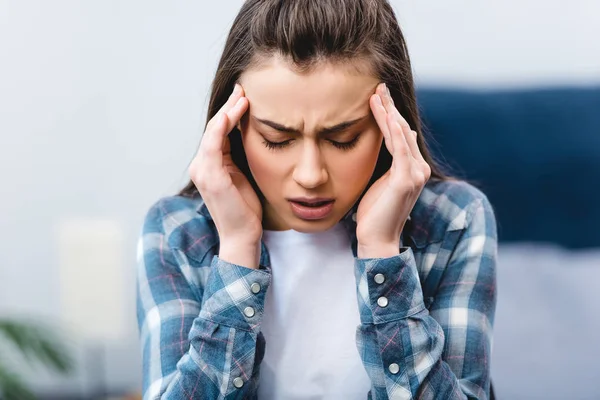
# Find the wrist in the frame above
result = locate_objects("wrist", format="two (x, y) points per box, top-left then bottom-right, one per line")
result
(357, 242), (400, 259)
(219, 241), (261, 269)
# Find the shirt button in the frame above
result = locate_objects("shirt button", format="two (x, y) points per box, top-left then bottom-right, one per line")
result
(250, 282), (261, 294)
(374, 273), (385, 284)
(377, 296), (389, 308)
(233, 377), (244, 388)
(388, 363), (400, 374)
(243, 306), (255, 318)
(352, 212), (357, 222)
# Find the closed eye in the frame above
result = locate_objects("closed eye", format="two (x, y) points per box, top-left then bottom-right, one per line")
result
(262, 134), (362, 151)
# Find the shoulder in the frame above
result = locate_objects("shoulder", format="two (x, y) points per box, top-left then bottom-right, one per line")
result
(143, 195), (203, 232)
(407, 179), (496, 247)
(142, 195), (218, 263)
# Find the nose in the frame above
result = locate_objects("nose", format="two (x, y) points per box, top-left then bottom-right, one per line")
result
(292, 142), (329, 189)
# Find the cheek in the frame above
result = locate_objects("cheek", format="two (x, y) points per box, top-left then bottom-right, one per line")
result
(336, 135), (381, 180)
(242, 133), (283, 186)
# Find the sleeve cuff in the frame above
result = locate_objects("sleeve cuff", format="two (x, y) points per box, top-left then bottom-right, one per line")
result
(198, 255), (271, 333)
(354, 247), (426, 324)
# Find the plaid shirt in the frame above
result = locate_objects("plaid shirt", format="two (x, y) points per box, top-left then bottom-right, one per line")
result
(136, 179), (497, 400)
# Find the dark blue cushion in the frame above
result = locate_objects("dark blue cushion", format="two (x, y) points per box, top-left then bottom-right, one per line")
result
(417, 87), (600, 249)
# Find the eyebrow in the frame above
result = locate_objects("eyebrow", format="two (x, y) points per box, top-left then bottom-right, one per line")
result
(252, 115), (369, 136)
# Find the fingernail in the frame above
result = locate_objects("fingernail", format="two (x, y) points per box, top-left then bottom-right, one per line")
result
(233, 84), (241, 95)
(384, 84), (394, 105)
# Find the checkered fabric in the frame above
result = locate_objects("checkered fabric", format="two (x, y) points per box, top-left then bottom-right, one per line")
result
(137, 179), (497, 399)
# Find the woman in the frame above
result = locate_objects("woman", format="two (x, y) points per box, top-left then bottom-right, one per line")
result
(137, 1), (497, 399)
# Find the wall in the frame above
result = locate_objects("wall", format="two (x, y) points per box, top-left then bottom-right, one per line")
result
(1, 0), (598, 395)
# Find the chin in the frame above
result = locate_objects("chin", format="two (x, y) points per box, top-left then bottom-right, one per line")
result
(263, 201), (346, 232)
(286, 215), (340, 233)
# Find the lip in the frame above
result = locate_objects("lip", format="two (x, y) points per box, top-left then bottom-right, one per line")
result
(287, 197), (335, 205)
(288, 199), (335, 220)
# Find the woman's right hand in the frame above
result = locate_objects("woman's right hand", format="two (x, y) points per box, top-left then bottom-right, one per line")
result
(188, 84), (263, 268)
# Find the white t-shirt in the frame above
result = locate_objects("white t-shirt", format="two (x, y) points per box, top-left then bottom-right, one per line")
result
(258, 222), (371, 399)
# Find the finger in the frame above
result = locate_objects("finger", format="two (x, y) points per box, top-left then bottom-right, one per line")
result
(410, 130), (432, 179)
(206, 84), (244, 131)
(405, 129), (428, 169)
(379, 83), (431, 184)
(204, 96), (248, 154)
(387, 112), (412, 171)
(378, 83), (394, 111)
(381, 83), (421, 161)
(405, 129), (421, 163)
(378, 83), (407, 158)
(370, 93), (393, 154)
(193, 113), (234, 188)
(188, 118), (227, 188)
(394, 109), (412, 138)
(378, 83), (406, 129)
(225, 96), (248, 134)
(221, 97), (248, 155)
(190, 85), (248, 190)
(379, 83), (415, 149)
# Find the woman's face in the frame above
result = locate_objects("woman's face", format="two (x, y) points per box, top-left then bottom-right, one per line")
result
(238, 56), (383, 232)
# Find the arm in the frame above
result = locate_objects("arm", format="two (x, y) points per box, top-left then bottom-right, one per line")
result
(354, 197), (497, 399)
(136, 202), (271, 399)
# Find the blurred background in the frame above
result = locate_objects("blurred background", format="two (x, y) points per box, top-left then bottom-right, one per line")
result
(0, 0), (598, 399)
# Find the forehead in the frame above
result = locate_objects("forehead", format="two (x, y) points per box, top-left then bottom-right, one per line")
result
(239, 56), (379, 131)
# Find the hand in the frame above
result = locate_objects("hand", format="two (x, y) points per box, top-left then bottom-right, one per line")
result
(356, 83), (431, 257)
(188, 84), (263, 266)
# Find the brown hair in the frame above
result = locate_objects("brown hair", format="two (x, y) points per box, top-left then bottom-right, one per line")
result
(179, 0), (450, 198)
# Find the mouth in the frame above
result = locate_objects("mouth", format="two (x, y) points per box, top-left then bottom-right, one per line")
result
(287, 197), (335, 205)
(291, 200), (333, 207)
(288, 199), (335, 220)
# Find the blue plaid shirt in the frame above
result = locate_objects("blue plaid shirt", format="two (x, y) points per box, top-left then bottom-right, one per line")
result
(136, 179), (497, 399)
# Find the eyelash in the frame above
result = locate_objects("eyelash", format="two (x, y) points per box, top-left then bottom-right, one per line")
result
(262, 135), (361, 151)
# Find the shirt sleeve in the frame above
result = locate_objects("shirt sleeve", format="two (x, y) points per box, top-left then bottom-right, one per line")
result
(354, 197), (497, 399)
(136, 202), (271, 400)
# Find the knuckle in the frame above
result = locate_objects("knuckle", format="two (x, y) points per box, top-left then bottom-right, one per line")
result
(188, 158), (204, 178)
(197, 178), (220, 196)
(397, 115), (410, 130)
(416, 171), (427, 186)
(191, 169), (206, 186)
(409, 168), (425, 187)
(188, 163), (197, 178)
(194, 177), (207, 192)
(189, 164), (209, 189)
(423, 163), (432, 179)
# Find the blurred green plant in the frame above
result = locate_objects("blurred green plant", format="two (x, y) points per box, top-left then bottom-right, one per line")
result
(0, 319), (73, 400)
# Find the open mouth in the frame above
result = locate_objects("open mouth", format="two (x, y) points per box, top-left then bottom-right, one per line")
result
(294, 200), (333, 207)
(288, 199), (335, 220)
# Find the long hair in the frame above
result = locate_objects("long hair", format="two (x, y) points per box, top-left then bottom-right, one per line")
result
(179, 0), (450, 198)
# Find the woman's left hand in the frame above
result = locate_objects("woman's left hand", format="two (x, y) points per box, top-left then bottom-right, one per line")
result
(356, 83), (431, 258)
